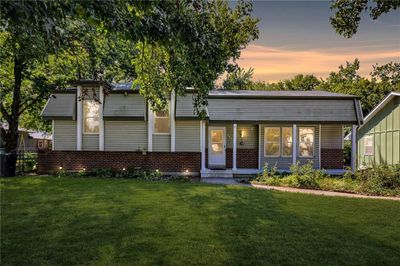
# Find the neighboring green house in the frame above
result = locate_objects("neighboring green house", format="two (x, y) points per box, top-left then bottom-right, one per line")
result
(357, 92), (400, 167)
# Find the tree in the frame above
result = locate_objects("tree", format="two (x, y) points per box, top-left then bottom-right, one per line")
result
(0, 0), (259, 176)
(318, 59), (397, 115)
(330, 0), (400, 38)
(222, 67), (254, 90)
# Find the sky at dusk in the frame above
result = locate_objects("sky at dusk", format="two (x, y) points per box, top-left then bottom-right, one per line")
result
(236, 1), (400, 82)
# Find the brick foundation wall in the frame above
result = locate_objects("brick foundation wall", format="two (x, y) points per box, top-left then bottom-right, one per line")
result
(38, 151), (201, 174)
(205, 148), (257, 169)
(321, 149), (343, 169)
(237, 149), (258, 169)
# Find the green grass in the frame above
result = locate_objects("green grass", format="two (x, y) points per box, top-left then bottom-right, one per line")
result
(1, 176), (400, 265)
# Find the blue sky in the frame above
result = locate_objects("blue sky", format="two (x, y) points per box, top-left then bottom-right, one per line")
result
(236, 1), (400, 82)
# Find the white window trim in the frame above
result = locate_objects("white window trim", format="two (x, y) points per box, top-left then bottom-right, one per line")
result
(264, 127), (281, 158)
(298, 127), (315, 158)
(83, 99), (100, 135)
(153, 102), (171, 135)
(364, 135), (374, 156)
(281, 127), (293, 158)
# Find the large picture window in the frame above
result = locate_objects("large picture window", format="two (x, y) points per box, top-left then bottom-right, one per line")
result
(364, 135), (373, 155)
(264, 127), (280, 157)
(298, 127), (314, 157)
(282, 127), (293, 157)
(83, 100), (99, 134)
(154, 107), (170, 134)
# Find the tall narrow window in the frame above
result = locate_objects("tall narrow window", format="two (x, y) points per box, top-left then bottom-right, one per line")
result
(83, 100), (99, 134)
(154, 107), (170, 134)
(264, 127), (280, 157)
(364, 135), (373, 155)
(298, 127), (314, 157)
(282, 127), (293, 157)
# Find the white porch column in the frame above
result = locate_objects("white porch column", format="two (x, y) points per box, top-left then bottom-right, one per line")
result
(351, 124), (357, 172)
(233, 123), (237, 170)
(147, 106), (153, 152)
(258, 124), (261, 169)
(170, 91), (176, 152)
(99, 86), (105, 151)
(292, 124), (297, 165)
(200, 120), (206, 171)
(52, 120), (55, 151)
(76, 86), (82, 151)
(318, 124), (321, 169)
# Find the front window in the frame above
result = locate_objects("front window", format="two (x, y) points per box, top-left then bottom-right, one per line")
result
(154, 107), (170, 134)
(282, 127), (293, 157)
(364, 135), (373, 155)
(298, 127), (314, 157)
(264, 127), (280, 157)
(83, 100), (99, 134)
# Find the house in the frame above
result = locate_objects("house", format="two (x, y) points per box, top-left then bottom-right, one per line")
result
(39, 80), (363, 177)
(0, 124), (52, 152)
(357, 92), (400, 167)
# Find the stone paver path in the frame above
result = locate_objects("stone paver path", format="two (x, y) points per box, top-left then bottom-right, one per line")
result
(248, 183), (400, 201)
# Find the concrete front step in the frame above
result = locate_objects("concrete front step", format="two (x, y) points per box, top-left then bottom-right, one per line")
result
(201, 170), (233, 178)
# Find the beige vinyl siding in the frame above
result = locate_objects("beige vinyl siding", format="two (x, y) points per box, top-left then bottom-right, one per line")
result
(237, 124), (258, 149)
(175, 121), (200, 152)
(104, 94), (146, 119)
(153, 135), (171, 152)
(53, 120), (77, 150)
(104, 121), (147, 151)
(321, 125), (343, 149)
(259, 124), (320, 170)
(176, 94), (199, 118)
(208, 99), (357, 122)
(82, 135), (99, 150)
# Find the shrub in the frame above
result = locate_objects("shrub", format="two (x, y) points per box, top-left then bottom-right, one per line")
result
(287, 161), (327, 189)
(354, 164), (400, 196)
(253, 163), (281, 185)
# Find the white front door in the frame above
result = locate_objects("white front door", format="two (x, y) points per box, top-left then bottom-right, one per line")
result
(208, 127), (226, 169)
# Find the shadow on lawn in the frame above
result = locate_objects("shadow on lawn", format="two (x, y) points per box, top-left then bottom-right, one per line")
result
(179, 184), (400, 265)
(1, 178), (400, 265)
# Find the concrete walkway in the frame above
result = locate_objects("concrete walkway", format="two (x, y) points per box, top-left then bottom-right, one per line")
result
(201, 178), (400, 201)
(201, 178), (239, 185)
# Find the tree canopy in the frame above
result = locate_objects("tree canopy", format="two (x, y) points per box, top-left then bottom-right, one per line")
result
(330, 0), (400, 38)
(0, 0), (259, 176)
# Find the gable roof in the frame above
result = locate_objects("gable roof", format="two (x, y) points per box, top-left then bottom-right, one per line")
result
(359, 92), (400, 129)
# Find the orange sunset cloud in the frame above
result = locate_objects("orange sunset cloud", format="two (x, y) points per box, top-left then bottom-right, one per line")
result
(238, 44), (400, 82)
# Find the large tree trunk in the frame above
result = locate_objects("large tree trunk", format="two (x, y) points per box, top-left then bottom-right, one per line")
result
(3, 56), (24, 177)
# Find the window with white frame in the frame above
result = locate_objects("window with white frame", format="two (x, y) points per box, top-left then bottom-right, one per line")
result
(153, 107), (170, 134)
(282, 127), (293, 157)
(264, 127), (280, 157)
(83, 100), (100, 134)
(298, 127), (314, 157)
(364, 135), (373, 155)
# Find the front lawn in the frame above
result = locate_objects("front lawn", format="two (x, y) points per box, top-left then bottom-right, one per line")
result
(1, 177), (400, 265)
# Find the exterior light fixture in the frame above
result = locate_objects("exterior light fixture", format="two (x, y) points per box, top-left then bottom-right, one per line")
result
(239, 130), (244, 145)
(59, 166), (63, 170)
(156, 169), (159, 172)
(122, 168), (126, 171)
(185, 169), (189, 173)
(82, 168), (86, 171)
